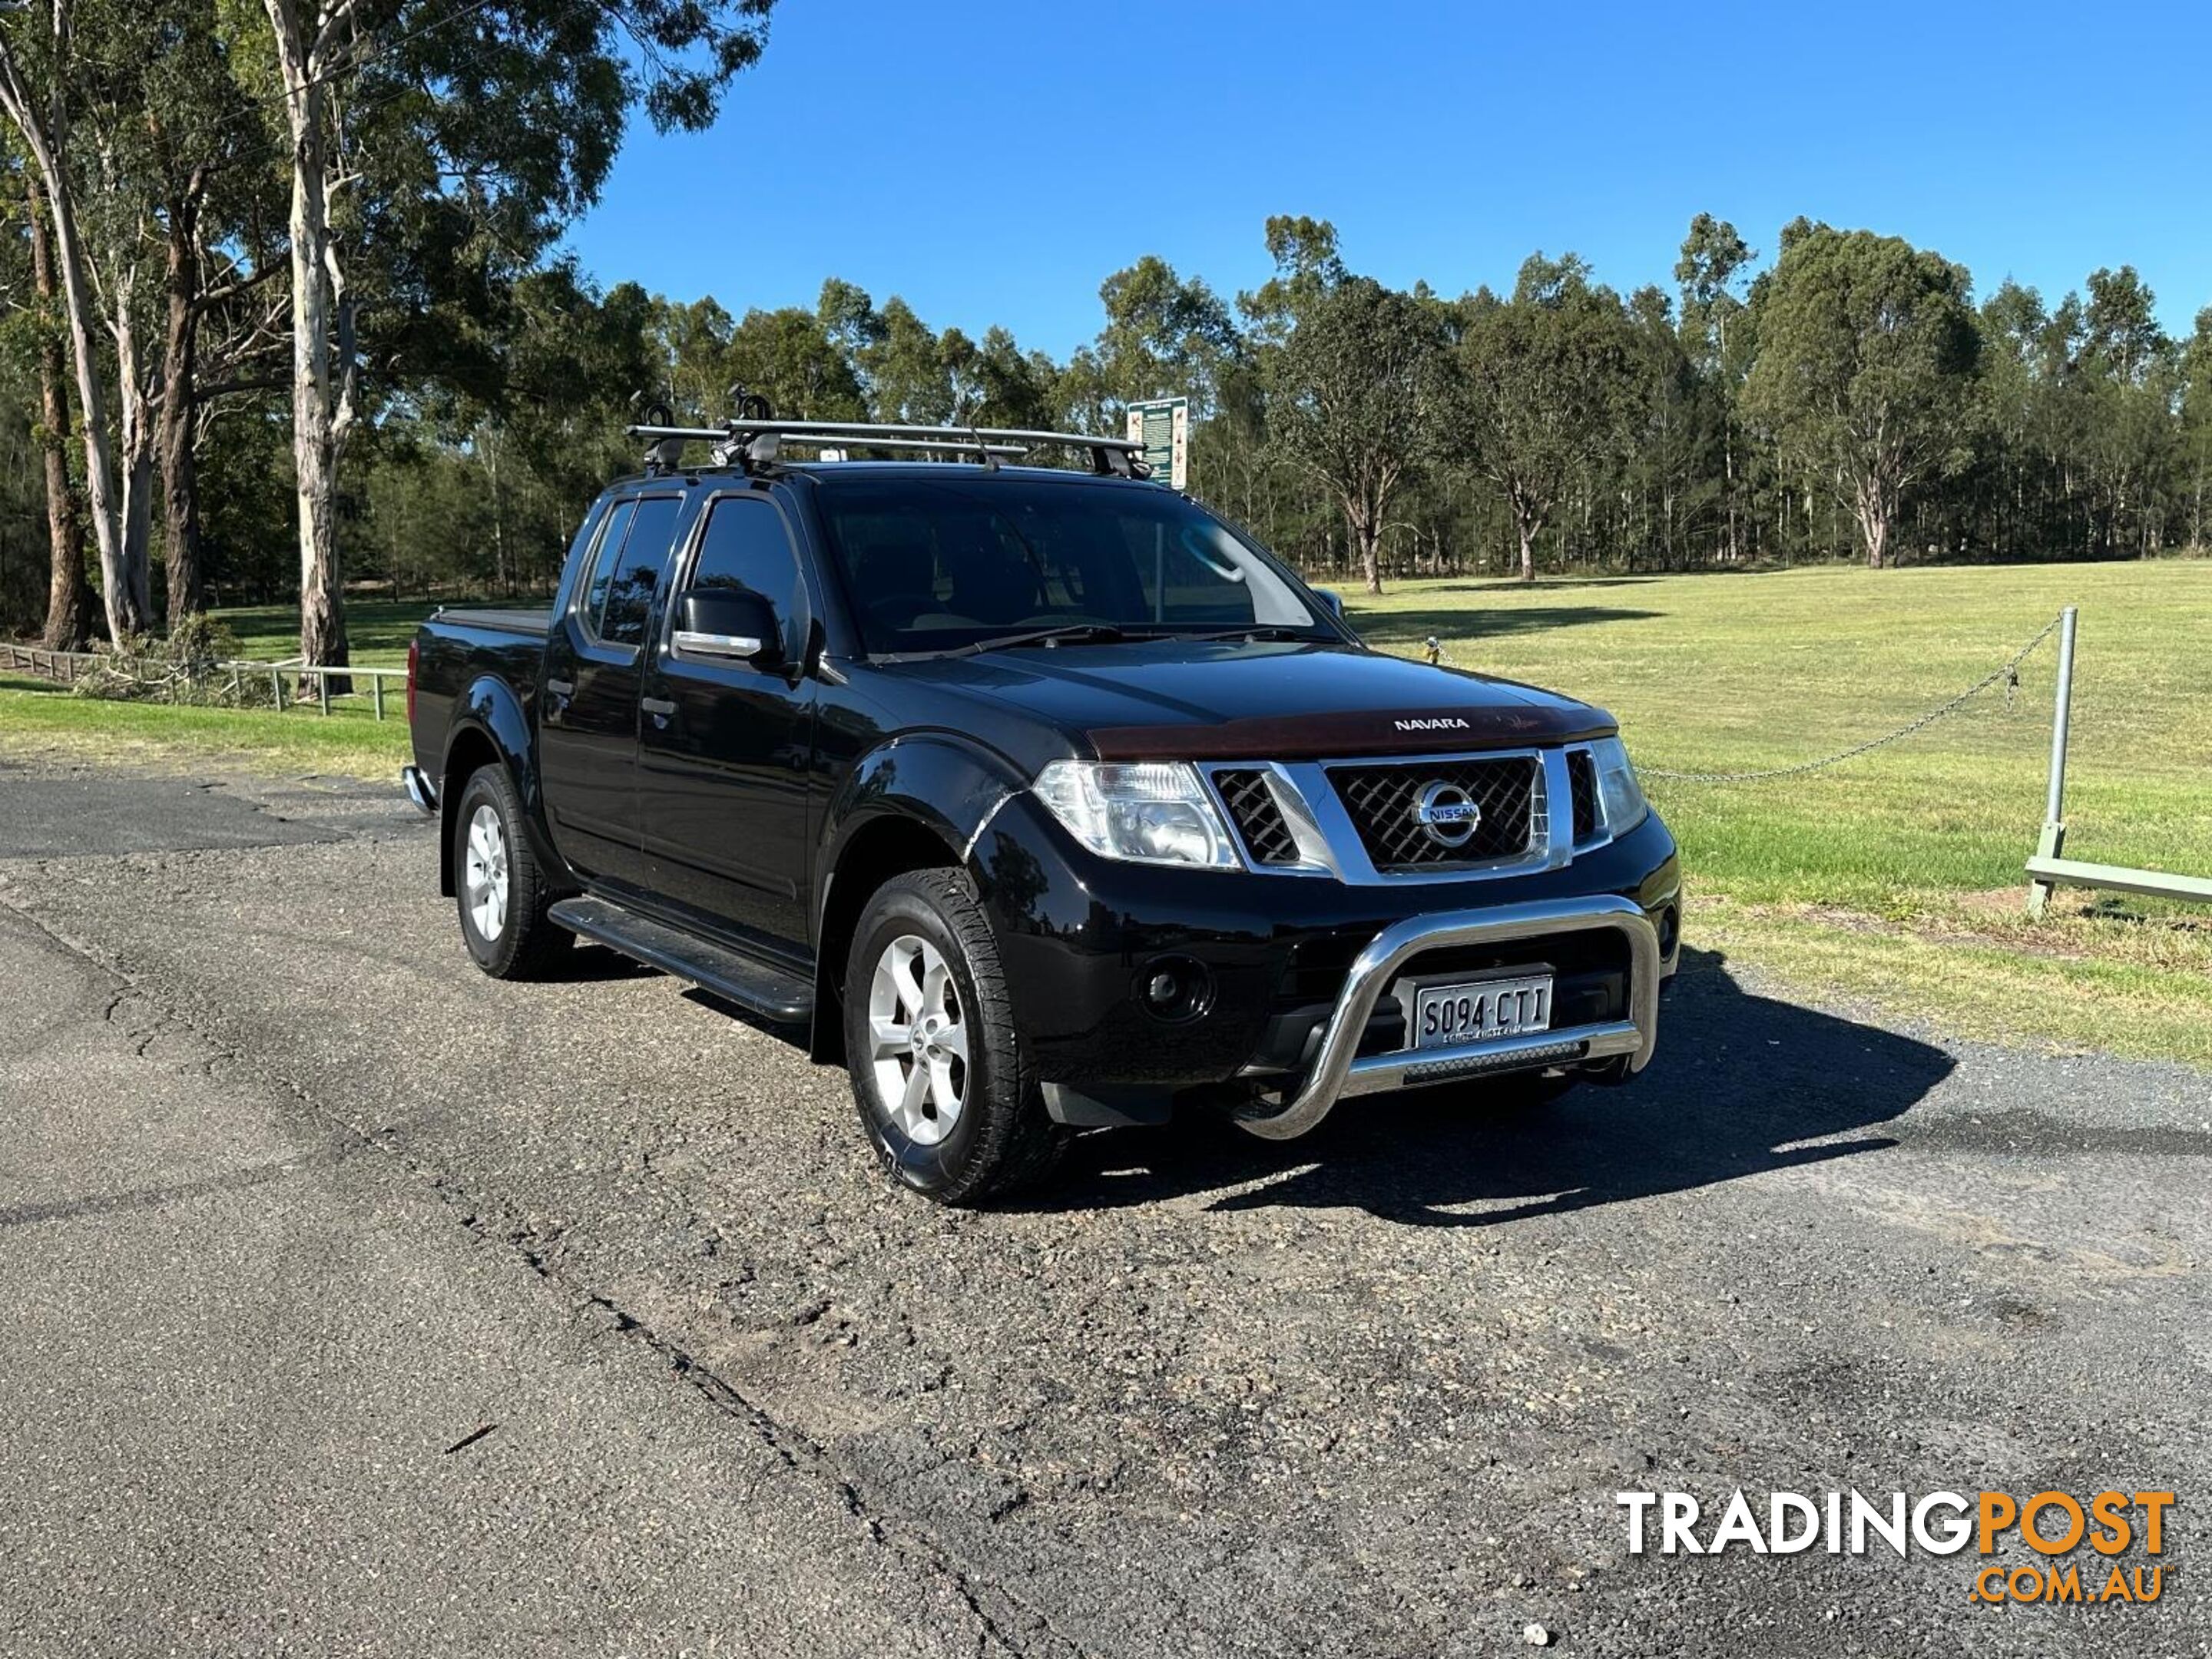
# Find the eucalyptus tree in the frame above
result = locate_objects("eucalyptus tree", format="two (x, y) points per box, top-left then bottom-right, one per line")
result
(2072, 267), (2177, 557)
(1623, 283), (1707, 568)
(1742, 224), (1981, 568)
(861, 296), (957, 424)
(1237, 214), (1346, 346)
(136, 4), (286, 619)
(1454, 254), (1638, 581)
(1266, 266), (1449, 595)
(2181, 309), (2212, 548)
(8, 149), (94, 646)
(1091, 254), (1240, 418)
(50, 0), (286, 624)
(0, 0), (140, 636)
(1674, 214), (1754, 561)
(726, 304), (867, 423)
(253, 0), (777, 671)
(962, 326), (1056, 429)
(1975, 280), (2050, 556)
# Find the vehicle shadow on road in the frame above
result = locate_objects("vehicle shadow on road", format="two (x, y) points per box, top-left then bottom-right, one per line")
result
(1033, 947), (1954, 1227)
(542, 944), (662, 985)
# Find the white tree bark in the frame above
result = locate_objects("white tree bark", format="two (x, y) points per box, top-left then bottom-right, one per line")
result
(113, 271), (158, 627)
(0, 8), (145, 640)
(263, 0), (360, 677)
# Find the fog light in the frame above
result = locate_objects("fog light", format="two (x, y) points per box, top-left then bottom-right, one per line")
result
(1135, 955), (1212, 1022)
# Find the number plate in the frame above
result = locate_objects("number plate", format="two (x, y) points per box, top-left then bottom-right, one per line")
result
(1403, 973), (1553, 1048)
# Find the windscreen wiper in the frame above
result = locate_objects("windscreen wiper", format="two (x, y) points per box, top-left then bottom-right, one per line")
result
(951, 624), (1156, 656)
(1182, 625), (1322, 643)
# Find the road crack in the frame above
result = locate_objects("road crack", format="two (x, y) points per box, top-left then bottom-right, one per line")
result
(0, 886), (1099, 1659)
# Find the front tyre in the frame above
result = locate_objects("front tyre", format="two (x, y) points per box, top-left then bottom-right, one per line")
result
(452, 766), (570, 980)
(843, 869), (1068, 1205)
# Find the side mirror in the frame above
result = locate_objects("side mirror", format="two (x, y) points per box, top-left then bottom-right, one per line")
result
(674, 587), (783, 669)
(1315, 589), (1346, 619)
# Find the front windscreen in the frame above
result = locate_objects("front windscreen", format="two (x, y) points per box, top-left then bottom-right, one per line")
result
(812, 474), (1330, 656)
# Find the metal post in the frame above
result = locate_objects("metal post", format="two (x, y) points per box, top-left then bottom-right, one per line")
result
(2026, 606), (2078, 918)
(372, 674), (384, 721)
(317, 670), (330, 717)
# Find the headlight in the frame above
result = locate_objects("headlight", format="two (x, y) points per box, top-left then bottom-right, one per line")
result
(1034, 760), (1238, 868)
(1589, 736), (1647, 833)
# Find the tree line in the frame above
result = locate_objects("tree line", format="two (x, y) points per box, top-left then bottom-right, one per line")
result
(5, 2), (2209, 662)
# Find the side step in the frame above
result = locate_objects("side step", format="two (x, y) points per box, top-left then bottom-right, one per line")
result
(548, 896), (814, 1025)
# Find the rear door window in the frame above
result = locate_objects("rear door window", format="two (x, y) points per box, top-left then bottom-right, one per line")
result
(585, 495), (683, 647)
(580, 499), (637, 631)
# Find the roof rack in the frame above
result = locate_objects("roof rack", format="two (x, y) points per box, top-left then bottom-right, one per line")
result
(625, 417), (1151, 480)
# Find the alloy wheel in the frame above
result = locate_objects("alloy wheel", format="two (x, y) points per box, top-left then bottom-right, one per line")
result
(463, 803), (509, 942)
(866, 934), (969, 1146)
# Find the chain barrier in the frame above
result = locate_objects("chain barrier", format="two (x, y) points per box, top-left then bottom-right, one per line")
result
(1421, 613), (2067, 786)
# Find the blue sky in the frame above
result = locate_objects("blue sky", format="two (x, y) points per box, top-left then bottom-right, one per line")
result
(558, 1), (2212, 354)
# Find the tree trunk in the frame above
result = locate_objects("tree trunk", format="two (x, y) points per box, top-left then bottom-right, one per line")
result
(24, 170), (93, 650)
(1855, 475), (1890, 569)
(114, 285), (157, 630)
(268, 2), (353, 686)
(1356, 515), (1382, 594)
(0, 89), (141, 639)
(1517, 519), (1536, 582)
(159, 188), (205, 621)
(290, 164), (350, 680)
(1721, 415), (1737, 564)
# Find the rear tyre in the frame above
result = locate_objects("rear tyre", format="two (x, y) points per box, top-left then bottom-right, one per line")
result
(452, 765), (570, 980)
(843, 869), (1068, 1205)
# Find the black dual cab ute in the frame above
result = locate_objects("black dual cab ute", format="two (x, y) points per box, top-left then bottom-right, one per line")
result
(403, 416), (1681, 1204)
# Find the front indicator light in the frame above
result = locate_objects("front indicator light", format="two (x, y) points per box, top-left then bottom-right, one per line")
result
(1590, 736), (1648, 834)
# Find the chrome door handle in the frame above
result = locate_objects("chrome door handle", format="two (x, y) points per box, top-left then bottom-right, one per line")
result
(545, 677), (575, 697)
(640, 696), (677, 718)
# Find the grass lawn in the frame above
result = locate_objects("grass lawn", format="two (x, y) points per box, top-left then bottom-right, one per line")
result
(2, 563), (2207, 1065)
(0, 596), (478, 777)
(0, 669), (411, 777)
(1347, 560), (2212, 1067)
(214, 595), (455, 667)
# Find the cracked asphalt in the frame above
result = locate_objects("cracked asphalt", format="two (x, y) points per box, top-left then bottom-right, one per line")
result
(1, 757), (2207, 1657)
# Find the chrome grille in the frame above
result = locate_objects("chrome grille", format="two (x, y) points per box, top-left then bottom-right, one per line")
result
(1214, 768), (1301, 865)
(1326, 757), (1538, 869)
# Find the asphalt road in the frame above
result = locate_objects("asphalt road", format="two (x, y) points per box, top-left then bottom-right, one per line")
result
(1, 757), (2206, 1657)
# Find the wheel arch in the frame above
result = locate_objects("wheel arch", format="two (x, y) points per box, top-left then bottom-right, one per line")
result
(810, 733), (1028, 1064)
(810, 814), (965, 1062)
(436, 674), (547, 898)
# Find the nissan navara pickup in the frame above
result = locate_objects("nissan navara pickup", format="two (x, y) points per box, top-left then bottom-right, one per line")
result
(402, 416), (1681, 1204)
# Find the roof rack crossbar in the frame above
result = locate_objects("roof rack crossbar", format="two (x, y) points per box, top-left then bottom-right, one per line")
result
(777, 433), (1029, 458)
(725, 419), (1141, 452)
(624, 418), (1148, 478)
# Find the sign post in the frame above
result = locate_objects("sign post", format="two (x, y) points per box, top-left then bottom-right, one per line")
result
(1125, 396), (1188, 490)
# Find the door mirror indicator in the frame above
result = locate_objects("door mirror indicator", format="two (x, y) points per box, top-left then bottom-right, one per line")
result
(675, 589), (783, 668)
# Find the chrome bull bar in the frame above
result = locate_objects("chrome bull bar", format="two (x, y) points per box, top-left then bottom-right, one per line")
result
(1235, 896), (1662, 1141)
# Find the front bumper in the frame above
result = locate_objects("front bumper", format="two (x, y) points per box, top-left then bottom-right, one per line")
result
(1232, 896), (1658, 1141)
(968, 791), (1680, 1130)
